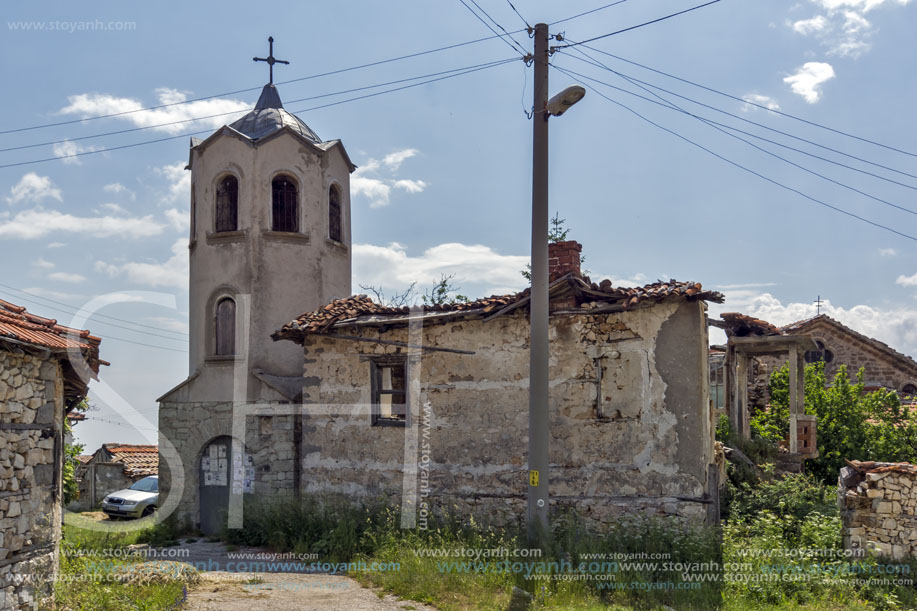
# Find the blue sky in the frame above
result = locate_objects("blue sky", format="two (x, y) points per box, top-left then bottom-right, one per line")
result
(1, 0), (915, 451)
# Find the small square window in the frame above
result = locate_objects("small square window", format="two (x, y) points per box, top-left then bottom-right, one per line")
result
(371, 358), (406, 427)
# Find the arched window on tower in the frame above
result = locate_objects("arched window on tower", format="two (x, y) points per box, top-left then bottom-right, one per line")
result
(272, 175), (298, 232)
(215, 175), (238, 232)
(329, 184), (342, 242)
(215, 297), (236, 356)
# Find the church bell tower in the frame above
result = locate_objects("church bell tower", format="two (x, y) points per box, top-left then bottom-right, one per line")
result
(181, 38), (354, 401)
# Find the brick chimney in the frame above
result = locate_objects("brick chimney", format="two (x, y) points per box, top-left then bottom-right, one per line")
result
(548, 240), (582, 282)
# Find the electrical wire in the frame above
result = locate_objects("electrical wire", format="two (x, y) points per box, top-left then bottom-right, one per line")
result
(549, 0), (631, 26)
(505, 0), (531, 28)
(0, 59), (519, 155)
(557, 53), (917, 217)
(0, 282), (188, 336)
(457, 0), (528, 56)
(555, 47), (917, 182)
(0, 32), (526, 136)
(574, 43), (917, 159)
(0, 58), (519, 170)
(552, 64), (917, 242)
(551, 0), (724, 49)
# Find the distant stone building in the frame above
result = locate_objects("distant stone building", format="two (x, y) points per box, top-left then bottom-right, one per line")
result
(69, 444), (157, 512)
(0, 299), (103, 610)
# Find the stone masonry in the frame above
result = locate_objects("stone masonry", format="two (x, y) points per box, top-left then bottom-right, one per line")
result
(839, 461), (917, 560)
(0, 351), (63, 611)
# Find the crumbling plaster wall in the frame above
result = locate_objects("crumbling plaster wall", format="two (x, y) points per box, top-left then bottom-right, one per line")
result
(297, 300), (714, 526)
(0, 349), (63, 610)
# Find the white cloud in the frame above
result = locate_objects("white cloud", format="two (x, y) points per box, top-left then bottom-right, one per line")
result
(164, 208), (190, 231)
(97, 203), (127, 215)
(792, 15), (829, 33)
(52, 140), (100, 165)
(145, 316), (189, 334)
(33, 258), (55, 270)
(353, 242), (529, 298)
(790, 0), (912, 58)
(157, 162), (190, 203)
(6, 173), (63, 205)
(879, 248), (897, 256)
(48, 242), (66, 248)
(103, 183), (136, 201)
(382, 149), (418, 170)
(896, 272), (917, 287)
(0, 208), (165, 239)
(784, 62), (836, 103)
(709, 291), (917, 358)
(741, 94), (781, 112)
(47, 271), (87, 284)
(351, 149), (427, 208)
(95, 238), (188, 289)
(22, 286), (84, 301)
(58, 88), (250, 135)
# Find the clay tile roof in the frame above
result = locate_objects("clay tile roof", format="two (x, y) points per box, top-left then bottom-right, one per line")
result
(274, 277), (723, 342)
(846, 459), (917, 476)
(102, 444), (158, 478)
(75, 455), (93, 464)
(719, 312), (782, 337)
(0, 298), (102, 355)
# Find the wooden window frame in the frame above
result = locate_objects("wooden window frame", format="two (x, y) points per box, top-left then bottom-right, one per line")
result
(370, 356), (407, 427)
(328, 184), (342, 243)
(214, 297), (236, 356)
(215, 175), (239, 233)
(271, 175), (299, 233)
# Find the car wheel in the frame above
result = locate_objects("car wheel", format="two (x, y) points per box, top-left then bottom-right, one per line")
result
(141, 506), (156, 517)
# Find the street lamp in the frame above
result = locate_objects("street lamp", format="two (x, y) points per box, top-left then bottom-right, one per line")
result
(528, 22), (585, 547)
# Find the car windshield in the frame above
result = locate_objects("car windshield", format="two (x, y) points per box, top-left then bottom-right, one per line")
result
(129, 477), (158, 492)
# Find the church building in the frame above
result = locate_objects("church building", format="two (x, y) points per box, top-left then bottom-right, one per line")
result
(158, 47), (725, 535)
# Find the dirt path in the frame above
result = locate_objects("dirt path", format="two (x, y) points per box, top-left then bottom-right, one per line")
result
(145, 538), (435, 611)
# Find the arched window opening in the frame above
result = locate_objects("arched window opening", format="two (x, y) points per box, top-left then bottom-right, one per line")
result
(215, 176), (238, 232)
(329, 184), (342, 242)
(902, 383), (917, 396)
(215, 298), (236, 356)
(272, 175), (298, 232)
(804, 340), (834, 364)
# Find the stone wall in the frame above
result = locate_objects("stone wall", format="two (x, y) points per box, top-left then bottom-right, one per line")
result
(294, 300), (715, 527)
(839, 463), (917, 560)
(68, 463), (137, 512)
(0, 348), (63, 610)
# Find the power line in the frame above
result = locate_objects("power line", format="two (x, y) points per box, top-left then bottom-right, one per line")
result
(552, 0), (724, 49)
(0, 32), (525, 136)
(574, 43), (917, 159)
(0, 282), (188, 337)
(457, 0), (528, 56)
(557, 54), (917, 217)
(552, 64), (917, 242)
(0, 58), (519, 170)
(556, 47), (917, 182)
(549, 0), (631, 26)
(0, 60), (519, 155)
(80, 416), (158, 432)
(505, 0), (531, 29)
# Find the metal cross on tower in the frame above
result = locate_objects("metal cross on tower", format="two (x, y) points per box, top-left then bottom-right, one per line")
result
(814, 295), (824, 315)
(253, 36), (289, 85)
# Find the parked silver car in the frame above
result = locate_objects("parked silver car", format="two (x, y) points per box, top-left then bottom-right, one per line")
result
(100, 475), (158, 519)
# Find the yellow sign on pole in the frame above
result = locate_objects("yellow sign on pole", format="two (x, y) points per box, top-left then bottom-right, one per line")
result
(529, 470), (539, 487)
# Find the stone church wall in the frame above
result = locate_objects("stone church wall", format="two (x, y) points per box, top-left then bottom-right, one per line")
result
(0, 349), (63, 610)
(294, 300), (716, 527)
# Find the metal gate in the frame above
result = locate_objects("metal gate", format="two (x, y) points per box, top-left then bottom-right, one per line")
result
(199, 436), (233, 536)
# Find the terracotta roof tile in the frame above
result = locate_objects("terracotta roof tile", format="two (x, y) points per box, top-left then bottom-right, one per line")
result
(782, 314), (917, 371)
(719, 312), (782, 337)
(102, 444), (158, 478)
(275, 277), (723, 342)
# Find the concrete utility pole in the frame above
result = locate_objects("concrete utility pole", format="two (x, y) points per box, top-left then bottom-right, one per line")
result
(528, 22), (550, 546)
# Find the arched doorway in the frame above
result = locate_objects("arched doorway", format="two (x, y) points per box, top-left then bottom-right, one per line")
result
(199, 436), (238, 535)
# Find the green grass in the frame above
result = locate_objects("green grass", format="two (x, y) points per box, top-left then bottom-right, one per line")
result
(53, 516), (195, 610)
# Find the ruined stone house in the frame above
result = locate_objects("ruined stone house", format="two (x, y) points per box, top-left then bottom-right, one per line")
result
(0, 299), (103, 610)
(156, 76), (725, 534)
